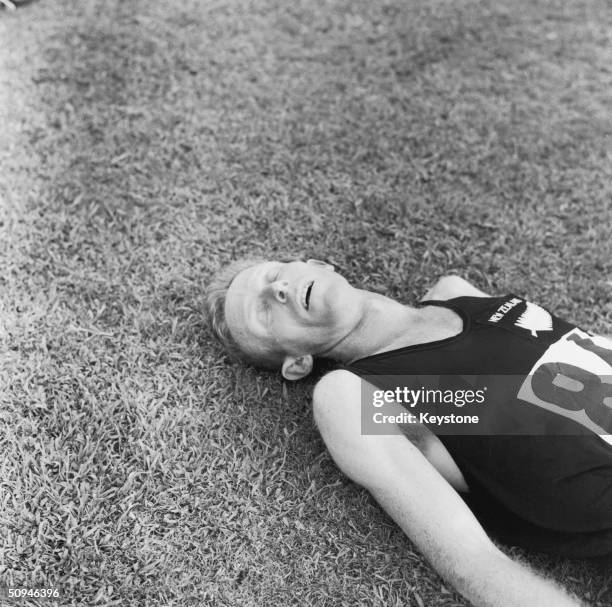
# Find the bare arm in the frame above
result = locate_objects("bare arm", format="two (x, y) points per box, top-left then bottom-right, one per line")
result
(313, 371), (583, 607)
(368, 443), (582, 606)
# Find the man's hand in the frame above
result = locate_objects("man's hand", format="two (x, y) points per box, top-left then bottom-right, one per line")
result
(313, 370), (583, 607)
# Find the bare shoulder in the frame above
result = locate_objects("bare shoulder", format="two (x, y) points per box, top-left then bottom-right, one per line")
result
(312, 370), (467, 490)
(313, 369), (361, 405)
(421, 275), (490, 301)
(312, 369), (380, 428)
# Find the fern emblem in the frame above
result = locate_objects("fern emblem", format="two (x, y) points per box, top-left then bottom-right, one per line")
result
(514, 302), (553, 337)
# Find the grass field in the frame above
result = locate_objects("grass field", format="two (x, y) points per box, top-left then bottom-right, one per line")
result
(1, 0), (611, 605)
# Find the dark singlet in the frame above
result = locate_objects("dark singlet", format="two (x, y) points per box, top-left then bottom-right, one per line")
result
(345, 294), (612, 559)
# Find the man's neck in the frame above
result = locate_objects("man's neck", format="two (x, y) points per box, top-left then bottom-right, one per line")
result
(320, 292), (432, 364)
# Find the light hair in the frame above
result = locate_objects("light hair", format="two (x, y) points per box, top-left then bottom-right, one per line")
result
(205, 258), (284, 370)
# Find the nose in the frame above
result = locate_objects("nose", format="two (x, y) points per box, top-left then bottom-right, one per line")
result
(269, 280), (290, 304)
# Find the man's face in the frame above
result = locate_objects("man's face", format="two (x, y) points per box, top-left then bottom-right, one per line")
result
(224, 259), (362, 364)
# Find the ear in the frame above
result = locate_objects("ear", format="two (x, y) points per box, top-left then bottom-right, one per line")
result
(281, 354), (313, 381)
(306, 258), (335, 272)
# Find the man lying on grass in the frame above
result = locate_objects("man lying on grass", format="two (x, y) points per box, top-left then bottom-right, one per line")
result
(206, 258), (612, 606)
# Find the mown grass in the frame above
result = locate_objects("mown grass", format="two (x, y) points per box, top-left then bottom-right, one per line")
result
(1, 0), (611, 605)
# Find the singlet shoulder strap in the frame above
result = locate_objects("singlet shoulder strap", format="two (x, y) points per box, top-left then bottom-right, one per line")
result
(419, 293), (499, 310)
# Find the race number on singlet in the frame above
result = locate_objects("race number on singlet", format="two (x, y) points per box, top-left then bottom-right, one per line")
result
(517, 329), (612, 445)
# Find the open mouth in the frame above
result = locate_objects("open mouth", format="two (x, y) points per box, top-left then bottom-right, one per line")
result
(301, 281), (314, 310)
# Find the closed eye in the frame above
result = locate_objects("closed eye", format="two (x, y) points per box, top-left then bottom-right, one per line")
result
(260, 299), (271, 325)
